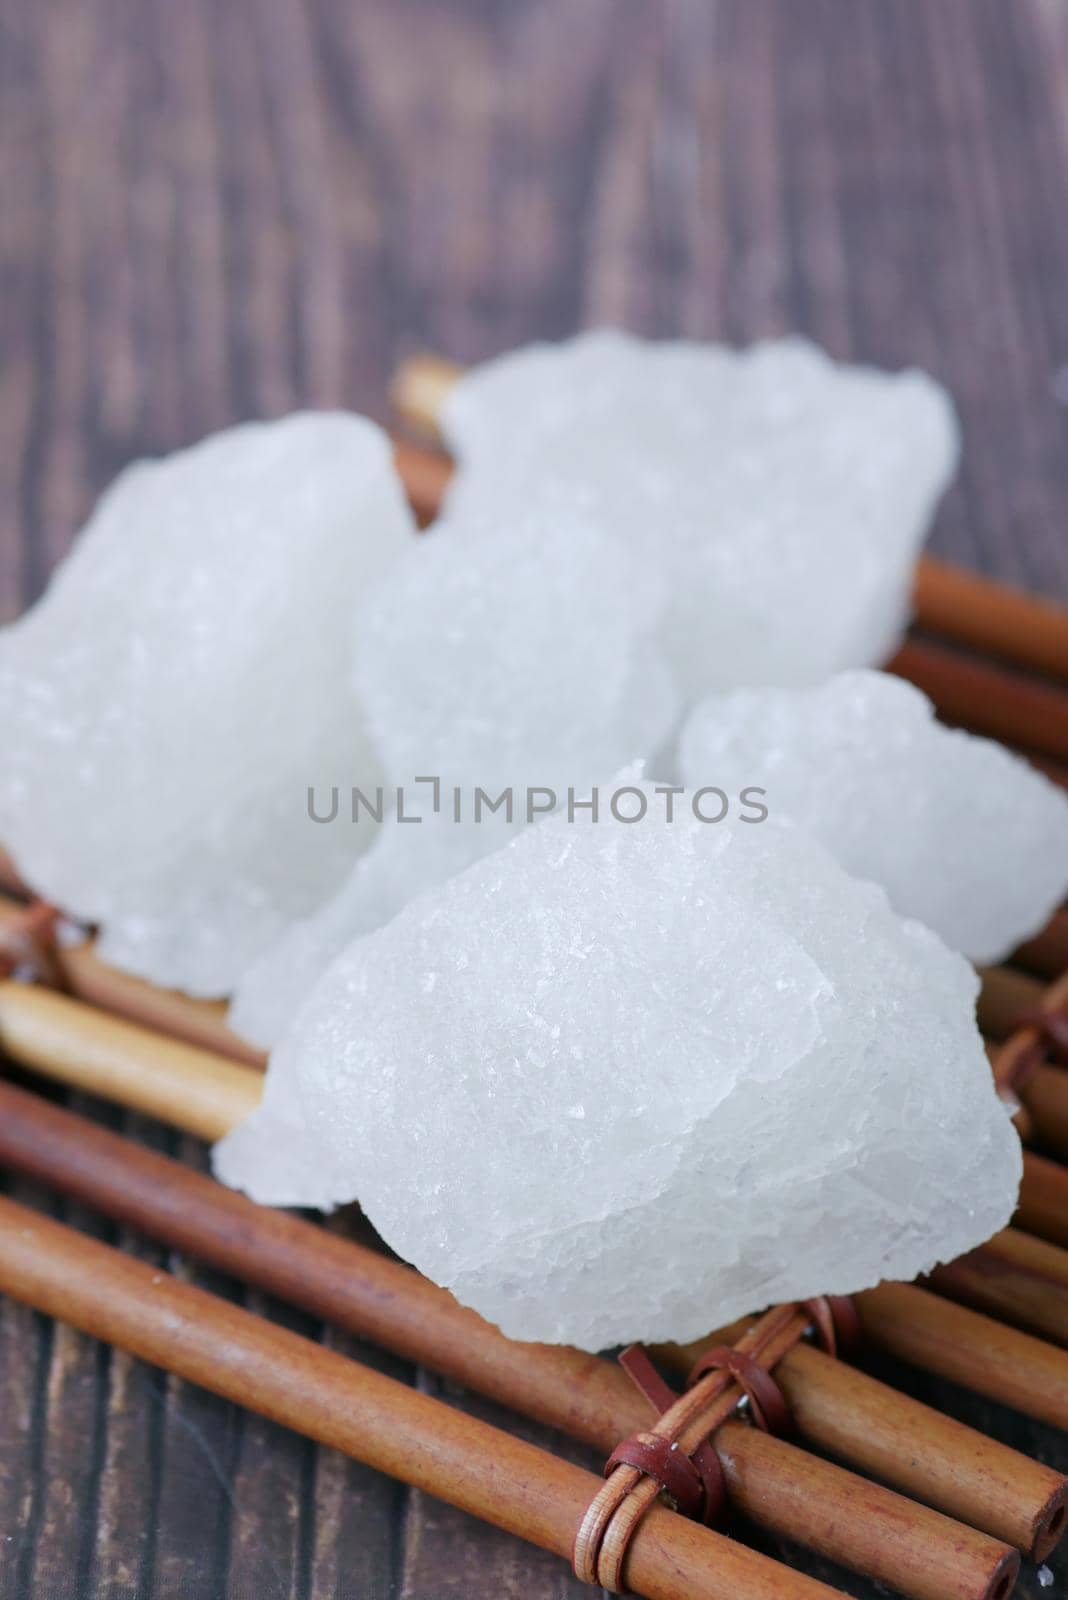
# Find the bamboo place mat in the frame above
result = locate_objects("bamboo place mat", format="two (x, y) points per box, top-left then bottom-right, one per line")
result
(1, 370), (1068, 1600)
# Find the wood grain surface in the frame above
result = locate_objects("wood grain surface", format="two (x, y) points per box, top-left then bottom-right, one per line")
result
(2, 2), (1068, 1597)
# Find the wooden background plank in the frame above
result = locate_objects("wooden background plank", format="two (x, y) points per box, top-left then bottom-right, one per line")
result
(2, 2), (1068, 1597)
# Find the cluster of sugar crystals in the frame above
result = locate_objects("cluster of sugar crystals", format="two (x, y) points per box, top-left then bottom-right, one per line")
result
(215, 795), (1021, 1350)
(0, 413), (411, 995)
(441, 331), (960, 705)
(680, 670), (1068, 963)
(0, 337), (1037, 1351)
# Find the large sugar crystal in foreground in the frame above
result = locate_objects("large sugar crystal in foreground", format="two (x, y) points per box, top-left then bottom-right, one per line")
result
(440, 332), (959, 704)
(0, 413), (412, 995)
(215, 794), (1020, 1350)
(680, 670), (1068, 963)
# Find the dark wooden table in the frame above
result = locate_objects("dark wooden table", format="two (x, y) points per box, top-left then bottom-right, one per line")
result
(3, 3), (1068, 1597)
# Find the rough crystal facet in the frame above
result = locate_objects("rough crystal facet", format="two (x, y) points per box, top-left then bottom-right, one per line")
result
(441, 331), (960, 704)
(354, 503), (676, 792)
(680, 670), (1068, 962)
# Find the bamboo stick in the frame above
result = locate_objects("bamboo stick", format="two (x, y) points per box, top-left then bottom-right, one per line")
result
(977, 966), (1043, 1041)
(1019, 1066), (1068, 1153)
(856, 1282), (1068, 1431)
(0, 981), (259, 1140)
(393, 436), (452, 525)
(390, 354), (463, 441)
(0, 893), (265, 1068)
(0, 1066), (1062, 1565)
(388, 355), (1068, 690)
(1013, 910), (1068, 982)
(884, 640), (1068, 765)
(1017, 1151), (1068, 1251)
(911, 557), (1068, 684)
(926, 1228), (1068, 1348)
(0, 1195), (854, 1600)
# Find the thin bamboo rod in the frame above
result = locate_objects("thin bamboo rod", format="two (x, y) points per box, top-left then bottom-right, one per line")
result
(885, 640), (1068, 765)
(0, 893), (265, 1068)
(388, 354), (1068, 688)
(978, 966), (1043, 1041)
(0, 981), (259, 1140)
(856, 1282), (1068, 1431)
(911, 557), (1068, 684)
(0, 1196), (852, 1600)
(926, 1228), (1068, 1348)
(0, 1046), (1063, 1564)
(390, 354), (463, 441)
(1017, 1151), (1068, 1251)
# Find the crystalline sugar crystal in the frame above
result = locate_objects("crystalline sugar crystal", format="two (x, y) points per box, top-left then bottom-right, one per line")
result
(215, 791), (1020, 1349)
(0, 413), (412, 995)
(230, 500), (678, 1046)
(680, 670), (1068, 963)
(441, 331), (960, 704)
(353, 503), (676, 792)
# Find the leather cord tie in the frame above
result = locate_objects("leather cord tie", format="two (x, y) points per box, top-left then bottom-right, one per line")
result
(572, 1338), (733, 1594)
(610, 1345), (728, 1524)
(0, 899), (64, 987)
(573, 1296), (861, 1590)
(686, 1344), (792, 1435)
(573, 1293), (859, 1592)
(803, 1293), (862, 1359)
(998, 1001), (1068, 1098)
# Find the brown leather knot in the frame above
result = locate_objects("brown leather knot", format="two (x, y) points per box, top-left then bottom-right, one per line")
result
(605, 1431), (705, 1521)
(614, 1345), (728, 1526)
(687, 1344), (792, 1436)
(998, 1003), (1068, 1099)
(803, 1294), (862, 1358)
(573, 1341), (733, 1591)
(0, 899), (63, 986)
(573, 1295), (857, 1589)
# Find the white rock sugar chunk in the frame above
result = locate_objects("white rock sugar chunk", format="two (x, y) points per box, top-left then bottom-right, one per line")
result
(215, 795), (1020, 1350)
(680, 670), (1068, 964)
(236, 484), (680, 1049)
(353, 504), (676, 792)
(441, 331), (960, 704)
(0, 413), (413, 995)
(229, 802), (520, 1049)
